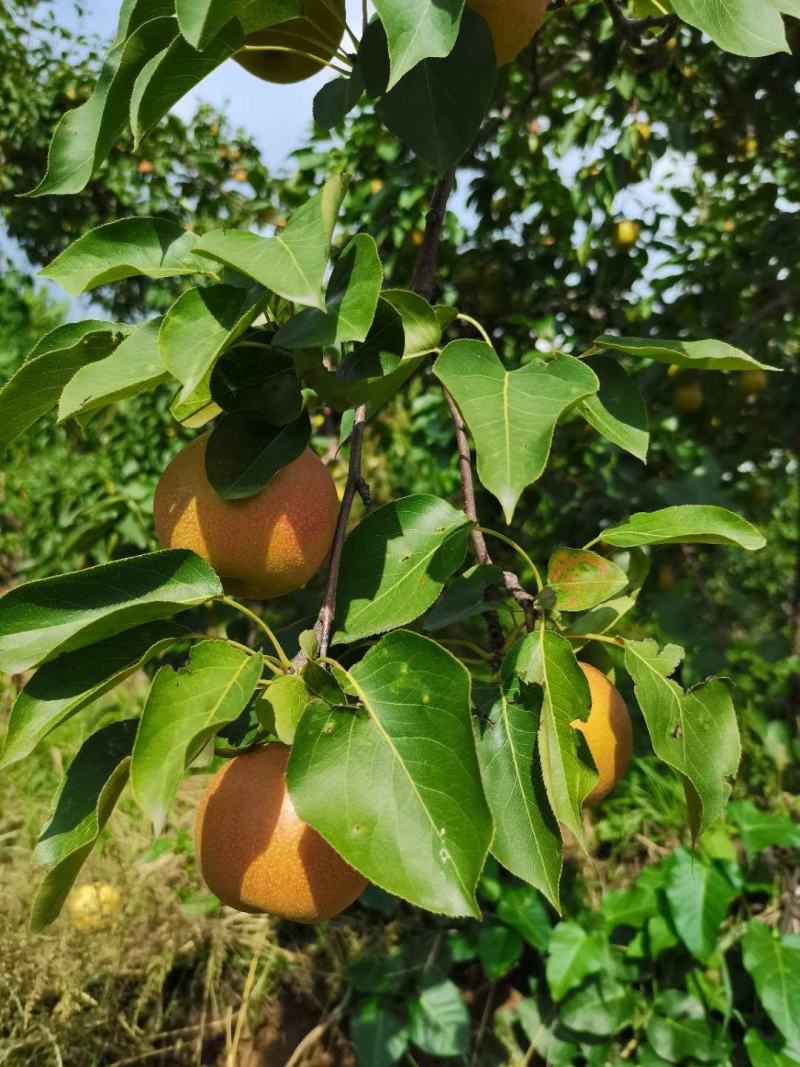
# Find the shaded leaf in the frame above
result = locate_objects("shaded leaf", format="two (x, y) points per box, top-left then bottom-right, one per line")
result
(313, 66), (365, 129)
(408, 975), (470, 1057)
(205, 410), (311, 500)
(728, 800), (800, 855)
(350, 997), (409, 1067)
(665, 848), (740, 960)
(0, 550), (222, 674)
(423, 563), (503, 630)
(742, 922), (800, 1049)
(581, 356), (649, 462)
(30, 720), (137, 930)
(546, 922), (608, 1002)
(560, 974), (636, 1038)
(0, 622), (188, 771)
(210, 343), (303, 425)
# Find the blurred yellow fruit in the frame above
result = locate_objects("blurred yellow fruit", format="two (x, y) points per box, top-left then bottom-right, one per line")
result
(612, 220), (641, 250)
(370, 178), (384, 194)
(410, 228), (425, 248)
(739, 370), (768, 396)
(572, 663), (633, 805)
(636, 121), (651, 140)
(233, 168), (248, 182)
(723, 219), (735, 233)
(672, 383), (705, 413)
(67, 883), (122, 931)
(657, 564), (675, 591)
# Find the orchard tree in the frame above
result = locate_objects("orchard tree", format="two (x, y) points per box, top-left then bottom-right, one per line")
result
(0, 0), (791, 946)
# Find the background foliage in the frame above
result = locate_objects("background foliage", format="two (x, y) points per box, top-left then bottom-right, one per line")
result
(0, 1), (798, 1064)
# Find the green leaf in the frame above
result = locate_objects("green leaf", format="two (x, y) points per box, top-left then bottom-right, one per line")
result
(175, 0), (300, 49)
(672, 0), (790, 57)
(160, 284), (268, 420)
(313, 67), (365, 129)
(560, 974), (636, 1038)
(114, 0), (175, 46)
(130, 22), (243, 145)
(646, 991), (730, 1063)
(506, 630), (597, 848)
(40, 217), (209, 295)
(374, 0), (464, 88)
(408, 975), (470, 1057)
(131, 641), (262, 834)
(0, 550), (222, 674)
(728, 800), (800, 855)
(258, 674), (308, 744)
(600, 884), (658, 930)
(423, 563), (503, 630)
(350, 997), (409, 1067)
(29, 11), (177, 196)
(742, 922), (800, 1049)
(288, 631), (492, 918)
(375, 9), (496, 172)
(58, 318), (168, 420)
(435, 342), (598, 522)
(334, 495), (472, 643)
(580, 356), (649, 462)
(0, 622), (188, 771)
(476, 923), (524, 980)
(0, 321), (128, 451)
(204, 411), (311, 501)
(274, 234), (383, 348)
(744, 1029), (800, 1067)
(599, 505), (766, 551)
(302, 660), (346, 707)
(495, 884), (552, 951)
(665, 849), (739, 960)
(210, 343), (303, 425)
(546, 922), (608, 1002)
(30, 720), (137, 930)
(474, 685), (562, 909)
(594, 334), (779, 371)
(194, 175), (348, 309)
(381, 289), (442, 355)
(547, 548), (628, 612)
(623, 639), (740, 839)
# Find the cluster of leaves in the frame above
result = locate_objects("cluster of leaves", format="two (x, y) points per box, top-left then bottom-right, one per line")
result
(346, 802), (800, 1066)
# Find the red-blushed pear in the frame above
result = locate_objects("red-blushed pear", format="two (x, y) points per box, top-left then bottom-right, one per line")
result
(153, 434), (338, 599)
(195, 744), (368, 922)
(571, 662), (633, 805)
(467, 0), (549, 66)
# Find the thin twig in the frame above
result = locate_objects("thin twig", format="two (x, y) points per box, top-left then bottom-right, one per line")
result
(601, 0), (679, 48)
(303, 403), (368, 665)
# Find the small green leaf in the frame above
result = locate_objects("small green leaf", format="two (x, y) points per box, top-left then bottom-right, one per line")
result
(194, 175), (348, 309)
(647, 990), (731, 1063)
(744, 1029), (799, 1067)
(506, 630), (597, 848)
(599, 505), (766, 551)
(474, 685), (562, 909)
(0, 321), (128, 451)
(728, 800), (800, 855)
(672, 0), (790, 57)
(210, 343), (303, 425)
(435, 341), (598, 522)
(334, 495), (472, 642)
(131, 641), (262, 834)
(374, 0), (464, 88)
(160, 284), (268, 420)
(381, 288), (442, 355)
(29, 11), (177, 196)
(408, 975), (470, 1057)
(580, 356), (649, 462)
(58, 318), (168, 420)
(313, 67), (365, 129)
(0, 550), (222, 674)
(495, 884), (552, 951)
(205, 411), (311, 501)
(623, 639), (741, 839)
(41, 217), (209, 295)
(546, 922), (608, 1002)
(30, 720), (137, 930)
(665, 849), (740, 960)
(350, 997), (409, 1067)
(288, 631), (492, 918)
(259, 674), (308, 744)
(0, 622), (188, 771)
(374, 9), (496, 172)
(560, 974), (636, 1038)
(742, 922), (800, 1050)
(547, 548), (628, 612)
(594, 334), (779, 371)
(274, 234), (383, 348)
(302, 661), (346, 707)
(476, 923), (524, 980)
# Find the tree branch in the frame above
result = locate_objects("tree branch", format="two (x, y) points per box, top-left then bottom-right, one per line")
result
(410, 169), (455, 301)
(601, 0), (679, 48)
